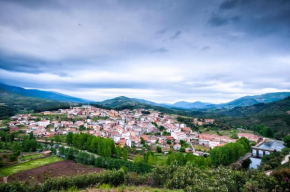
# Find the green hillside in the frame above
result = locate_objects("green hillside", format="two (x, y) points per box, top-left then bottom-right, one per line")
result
(220, 97), (290, 138)
(0, 89), (75, 119)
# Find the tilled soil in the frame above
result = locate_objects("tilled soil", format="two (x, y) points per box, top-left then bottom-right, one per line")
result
(6, 160), (103, 183)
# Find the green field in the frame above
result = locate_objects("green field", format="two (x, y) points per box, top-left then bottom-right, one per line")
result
(22, 154), (44, 161)
(0, 156), (63, 177)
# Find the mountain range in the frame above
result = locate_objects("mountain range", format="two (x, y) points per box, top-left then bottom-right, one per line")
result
(130, 93), (290, 109)
(1, 83), (290, 110)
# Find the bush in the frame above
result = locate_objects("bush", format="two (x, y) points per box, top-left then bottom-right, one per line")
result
(0, 170), (126, 192)
(95, 156), (152, 174)
(9, 154), (17, 162)
(43, 170), (126, 191)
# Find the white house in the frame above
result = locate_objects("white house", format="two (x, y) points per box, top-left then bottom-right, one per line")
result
(171, 132), (187, 140)
(38, 120), (50, 127)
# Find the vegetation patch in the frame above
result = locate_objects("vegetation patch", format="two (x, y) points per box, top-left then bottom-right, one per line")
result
(21, 154), (44, 161)
(82, 185), (183, 192)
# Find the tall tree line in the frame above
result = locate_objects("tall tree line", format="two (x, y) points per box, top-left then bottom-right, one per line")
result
(210, 137), (250, 166)
(66, 132), (117, 158)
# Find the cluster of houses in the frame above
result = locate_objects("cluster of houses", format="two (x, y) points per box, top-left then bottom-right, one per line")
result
(7, 106), (261, 155)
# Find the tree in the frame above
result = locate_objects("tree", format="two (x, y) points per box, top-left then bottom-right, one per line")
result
(29, 131), (35, 140)
(180, 147), (185, 153)
(141, 137), (145, 145)
(175, 153), (185, 166)
(156, 146), (162, 153)
(185, 152), (195, 162)
(55, 135), (62, 143)
(231, 133), (239, 139)
(147, 153), (154, 165)
(283, 135), (290, 148)
(66, 132), (73, 145)
(115, 146), (122, 159)
(167, 151), (175, 165)
(79, 125), (86, 131)
(90, 137), (98, 153)
(210, 138), (250, 166)
(163, 132), (171, 136)
(122, 148), (128, 161)
(159, 126), (165, 131)
(133, 154), (143, 163)
(253, 125), (274, 138)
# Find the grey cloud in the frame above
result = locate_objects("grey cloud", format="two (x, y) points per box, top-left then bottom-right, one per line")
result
(151, 47), (169, 53)
(219, 0), (239, 9)
(170, 31), (182, 39)
(1, 0), (65, 10)
(0, 54), (57, 74)
(156, 28), (167, 34)
(212, 0), (290, 38)
(200, 46), (210, 51)
(208, 13), (240, 26)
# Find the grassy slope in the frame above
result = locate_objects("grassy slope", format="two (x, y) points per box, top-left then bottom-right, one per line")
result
(0, 156), (63, 177)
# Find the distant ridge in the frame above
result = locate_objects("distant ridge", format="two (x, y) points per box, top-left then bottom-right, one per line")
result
(130, 92), (290, 109)
(0, 83), (92, 103)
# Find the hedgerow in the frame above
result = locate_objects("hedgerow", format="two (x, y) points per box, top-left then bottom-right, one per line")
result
(58, 146), (152, 174)
(0, 169), (126, 192)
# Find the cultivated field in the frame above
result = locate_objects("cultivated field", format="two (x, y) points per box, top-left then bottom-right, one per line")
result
(0, 155), (63, 177)
(6, 160), (104, 183)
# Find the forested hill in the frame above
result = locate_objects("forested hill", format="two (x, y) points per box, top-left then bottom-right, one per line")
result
(0, 89), (75, 119)
(221, 97), (290, 138)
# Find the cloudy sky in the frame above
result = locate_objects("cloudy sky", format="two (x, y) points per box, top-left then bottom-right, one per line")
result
(0, 0), (290, 103)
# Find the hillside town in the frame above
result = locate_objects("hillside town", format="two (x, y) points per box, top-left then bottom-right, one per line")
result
(8, 105), (262, 155)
